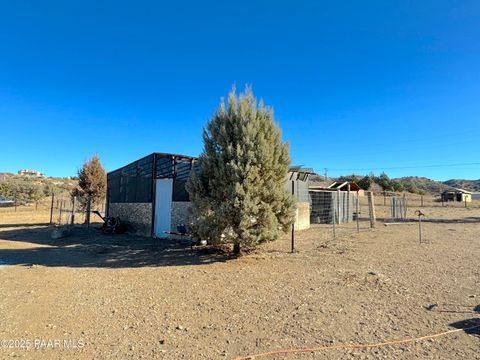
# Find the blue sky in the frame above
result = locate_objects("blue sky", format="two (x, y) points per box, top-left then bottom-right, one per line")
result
(1, 1), (479, 181)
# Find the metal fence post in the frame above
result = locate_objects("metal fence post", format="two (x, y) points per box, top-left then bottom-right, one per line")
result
(49, 193), (55, 224)
(291, 180), (295, 253)
(332, 194), (336, 239)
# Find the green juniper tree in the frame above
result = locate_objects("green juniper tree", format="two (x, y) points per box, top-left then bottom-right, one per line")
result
(187, 86), (295, 254)
(75, 155), (106, 225)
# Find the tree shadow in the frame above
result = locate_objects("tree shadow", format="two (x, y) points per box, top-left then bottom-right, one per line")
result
(0, 225), (237, 268)
(449, 317), (480, 336)
(0, 223), (50, 229)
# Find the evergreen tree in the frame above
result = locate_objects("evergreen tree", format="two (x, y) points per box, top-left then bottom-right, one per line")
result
(376, 172), (393, 191)
(187, 86), (295, 254)
(358, 175), (372, 190)
(76, 155), (106, 224)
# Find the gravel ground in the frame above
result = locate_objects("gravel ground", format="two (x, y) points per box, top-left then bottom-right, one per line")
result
(0, 206), (479, 359)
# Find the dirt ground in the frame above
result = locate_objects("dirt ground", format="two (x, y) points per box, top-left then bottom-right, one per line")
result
(0, 205), (479, 359)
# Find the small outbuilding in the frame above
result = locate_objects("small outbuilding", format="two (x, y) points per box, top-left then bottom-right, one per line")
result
(441, 188), (472, 203)
(285, 166), (315, 230)
(107, 153), (197, 237)
(107, 155), (316, 237)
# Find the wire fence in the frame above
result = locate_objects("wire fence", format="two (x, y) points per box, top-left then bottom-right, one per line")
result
(374, 193), (480, 223)
(305, 190), (376, 243)
(281, 191), (480, 253)
(0, 194), (106, 226)
(49, 195), (106, 225)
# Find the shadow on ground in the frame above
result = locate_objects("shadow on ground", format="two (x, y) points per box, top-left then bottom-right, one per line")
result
(0, 223), (50, 229)
(0, 225), (236, 268)
(449, 317), (480, 336)
(381, 217), (480, 224)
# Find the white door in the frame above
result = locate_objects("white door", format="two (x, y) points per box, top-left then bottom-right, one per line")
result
(155, 179), (173, 237)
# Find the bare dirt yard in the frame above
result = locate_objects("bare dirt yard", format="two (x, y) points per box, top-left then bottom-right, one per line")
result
(0, 205), (479, 359)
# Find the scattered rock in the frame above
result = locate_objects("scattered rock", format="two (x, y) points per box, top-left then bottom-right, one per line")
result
(51, 226), (71, 239)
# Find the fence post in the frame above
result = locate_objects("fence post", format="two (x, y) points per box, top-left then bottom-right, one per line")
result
(337, 189), (341, 225)
(465, 196), (467, 208)
(291, 180), (295, 253)
(71, 197), (76, 225)
(356, 191), (360, 233)
(332, 194), (336, 239)
(368, 191), (376, 228)
(347, 184), (351, 223)
(58, 198), (63, 224)
(49, 193), (55, 224)
(86, 198), (91, 228)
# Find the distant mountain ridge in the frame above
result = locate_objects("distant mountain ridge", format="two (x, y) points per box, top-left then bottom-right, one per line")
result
(393, 176), (480, 194)
(443, 179), (480, 192)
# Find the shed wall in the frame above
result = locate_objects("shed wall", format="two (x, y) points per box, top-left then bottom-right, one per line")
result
(171, 202), (191, 231)
(108, 202), (152, 236)
(295, 202), (310, 230)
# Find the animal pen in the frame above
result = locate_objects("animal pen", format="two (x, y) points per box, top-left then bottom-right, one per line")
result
(106, 152), (198, 237)
(308, 188), (376, 241)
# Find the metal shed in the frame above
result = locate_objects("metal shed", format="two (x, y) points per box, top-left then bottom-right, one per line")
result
(107, 152), (198, 237)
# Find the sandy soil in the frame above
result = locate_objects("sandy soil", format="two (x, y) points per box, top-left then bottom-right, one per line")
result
(0, 205), (479, 359)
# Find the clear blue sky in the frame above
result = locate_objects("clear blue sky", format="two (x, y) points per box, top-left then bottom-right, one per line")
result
(1, 1), (479, 181)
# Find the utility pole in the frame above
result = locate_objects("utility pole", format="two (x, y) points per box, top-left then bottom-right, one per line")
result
(324, 168), (328, 181)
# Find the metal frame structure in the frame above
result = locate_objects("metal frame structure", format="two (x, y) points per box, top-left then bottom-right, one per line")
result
(107, 152), (198, 237)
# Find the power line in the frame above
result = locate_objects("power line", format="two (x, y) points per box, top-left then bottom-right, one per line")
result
(327, 162), (480, 172)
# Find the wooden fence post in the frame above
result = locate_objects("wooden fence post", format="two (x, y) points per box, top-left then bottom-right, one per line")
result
(356, 191), (360, 233)
(337, 189), (341, 224)
(86, 198), (91, 228)
(49, 193), (55, 224)
(58, 198), (63, 224)
(368, 191), (376, 228)
(332, 194), (336, 239)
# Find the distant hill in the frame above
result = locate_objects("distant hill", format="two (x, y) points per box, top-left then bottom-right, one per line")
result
(393, 177), (453, 194)
(380, 176), (480, 195)
(443, 179), (480, 192)
(0, 172), (77, 204)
